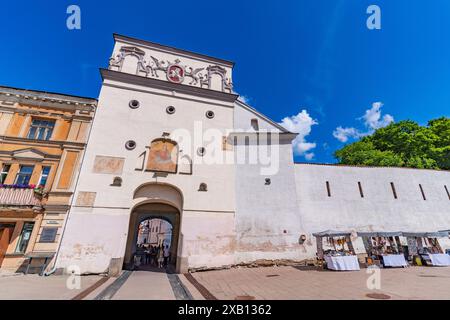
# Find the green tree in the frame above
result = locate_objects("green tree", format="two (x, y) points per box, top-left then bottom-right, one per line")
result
(334, 117), (449, 170)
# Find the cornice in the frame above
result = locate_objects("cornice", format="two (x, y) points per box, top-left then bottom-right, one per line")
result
(0, 135), (87, 149)
(0, 86), (97, 113)
(0, 105), (94, 121)
(101, 69), (239, 103)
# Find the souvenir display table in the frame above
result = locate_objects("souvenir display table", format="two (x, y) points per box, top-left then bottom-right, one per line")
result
(404, 231), (449, 266)
(313, 230), (359, 271)
(324, 254), (360, 271)
(381, 254), (408, 267)
(358, 231), (407, 268)
(427, 253), (450, 266)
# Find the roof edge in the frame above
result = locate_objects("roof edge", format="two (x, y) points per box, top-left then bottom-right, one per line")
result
(113, 33), (235, 68)
(0, 85), (97, 104)
(235, 99), (292, 133)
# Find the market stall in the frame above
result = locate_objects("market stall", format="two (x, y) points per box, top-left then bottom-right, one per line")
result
(358, 231), (408, 268)
(403, 232), (450, 266)
(439, 230), (450, 255)
(313, 230), (360, 271)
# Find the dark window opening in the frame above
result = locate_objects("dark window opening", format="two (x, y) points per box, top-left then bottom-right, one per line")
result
(419, 184), (426, 200)
(250, 119), (259, 131)
(358, 181), (364, 198)
(326, 181), (331, 197)
(40, 227), (58, 243)
(390, 182), (397, 199)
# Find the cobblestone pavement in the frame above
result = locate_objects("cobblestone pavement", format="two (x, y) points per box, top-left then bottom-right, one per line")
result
(190, 265), (450, 300)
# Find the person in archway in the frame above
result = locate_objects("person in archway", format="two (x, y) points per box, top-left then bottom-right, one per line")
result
(163, 245), (170, 267)
(150, 245), (157, 266)
(157, 245), (164, 268)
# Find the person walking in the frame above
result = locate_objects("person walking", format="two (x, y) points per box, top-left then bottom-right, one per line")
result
(157, 245), (164, 268)
(163, 245), (170, 267)
(150, 245), (156, 266)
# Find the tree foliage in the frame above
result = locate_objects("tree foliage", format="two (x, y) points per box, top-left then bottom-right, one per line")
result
(334, 117), (450, 170)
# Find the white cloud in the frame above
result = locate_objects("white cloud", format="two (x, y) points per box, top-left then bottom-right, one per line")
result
(333, 102), (394, 143)
(237, 95), (251, 104)
(304, 152), (315, 161)
(332, 126), (363, 143)
(362, 102), (394, 130)
(279, 109), (318, 159)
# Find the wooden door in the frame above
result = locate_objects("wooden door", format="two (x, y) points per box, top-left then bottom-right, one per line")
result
(0, 225), (15, 267)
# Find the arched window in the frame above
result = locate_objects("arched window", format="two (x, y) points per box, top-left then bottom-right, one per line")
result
(179, 155), (193, 175)
(251, 118), (259, 131)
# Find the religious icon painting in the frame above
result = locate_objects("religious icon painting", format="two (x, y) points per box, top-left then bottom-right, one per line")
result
(146, 139), (178, 173)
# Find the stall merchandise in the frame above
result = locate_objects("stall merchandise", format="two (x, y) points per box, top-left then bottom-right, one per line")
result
(358, 231), (408, 268)
(313, 230), (360, 271)
(403, 232), (450, 266)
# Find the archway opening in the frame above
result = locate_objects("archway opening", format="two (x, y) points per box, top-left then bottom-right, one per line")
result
(136, 218), (173, 269)
(123, 202), (181, 273)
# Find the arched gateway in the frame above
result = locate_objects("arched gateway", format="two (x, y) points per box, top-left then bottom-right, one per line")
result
(124, 183), (183, 272)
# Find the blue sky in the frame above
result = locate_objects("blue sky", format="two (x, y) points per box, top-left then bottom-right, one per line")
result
(1, 0), (449, 163)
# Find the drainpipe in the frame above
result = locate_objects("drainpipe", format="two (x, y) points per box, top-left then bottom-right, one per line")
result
(44, 102), (98, 276)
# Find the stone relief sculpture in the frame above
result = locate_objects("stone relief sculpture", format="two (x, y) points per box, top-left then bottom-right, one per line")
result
(108, 45), (233, 92)
(185, 67), (205, 85)
(149, 56), (169, 77)
(109, 46), (146, 73)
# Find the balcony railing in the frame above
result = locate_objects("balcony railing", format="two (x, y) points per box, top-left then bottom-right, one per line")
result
(0, 185), (44, 208)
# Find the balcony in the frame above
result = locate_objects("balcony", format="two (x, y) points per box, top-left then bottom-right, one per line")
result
(0, 185), (44, 209)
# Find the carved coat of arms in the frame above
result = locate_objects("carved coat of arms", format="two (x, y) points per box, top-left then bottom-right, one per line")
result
(166, 60), (185, 84)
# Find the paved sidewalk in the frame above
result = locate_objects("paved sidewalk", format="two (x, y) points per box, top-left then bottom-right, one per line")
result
(191, 265), (450, 300)
(111, 270), (176, 300)
(0, 273), (103, 300)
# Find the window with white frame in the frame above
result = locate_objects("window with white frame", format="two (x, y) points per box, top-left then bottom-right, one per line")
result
(14, 165), (34, 185)
(1, 164), (11, 184)
(27, 119), (55, 140)
(38, 166), (51, 187)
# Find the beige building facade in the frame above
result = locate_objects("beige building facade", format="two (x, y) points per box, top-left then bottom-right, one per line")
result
(0, 86), (96, 273)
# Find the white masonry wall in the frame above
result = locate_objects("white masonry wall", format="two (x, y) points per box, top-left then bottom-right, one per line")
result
(294, 164), (450, 256)
(57, 79), (237, 274)
(234, 141), (308, 263)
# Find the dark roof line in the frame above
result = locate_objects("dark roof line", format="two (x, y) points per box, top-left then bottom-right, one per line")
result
(235, 99), (291, 133)
(113, 33), (235, 67)
(0, 85), (97, 102)
(294, 162), (449, 172)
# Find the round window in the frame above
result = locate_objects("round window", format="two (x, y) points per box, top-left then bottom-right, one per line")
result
(166, 106), (176, 114)
(125, 140), (136, 150)
(205, 110), (215, 119)
(197, 147), (206, 156)
(129, 100), (140, 109)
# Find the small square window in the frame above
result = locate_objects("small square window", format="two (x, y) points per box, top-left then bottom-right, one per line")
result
(39, 227), (58, 243)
